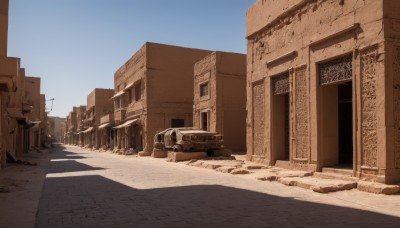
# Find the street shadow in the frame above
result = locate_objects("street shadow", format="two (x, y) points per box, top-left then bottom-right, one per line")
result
(46, 160), (105, 174)
(36, 175), (400, 228)
(49, 144), (86, 160)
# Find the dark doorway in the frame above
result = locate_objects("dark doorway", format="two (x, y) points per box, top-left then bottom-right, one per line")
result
(201, 112), (208, 131)
(171, 119), (185, 128)
(338, 82), (353, 165)
(273, 93), (290, 161)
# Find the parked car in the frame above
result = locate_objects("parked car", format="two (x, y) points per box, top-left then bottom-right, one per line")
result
(153, 127), (224, 154)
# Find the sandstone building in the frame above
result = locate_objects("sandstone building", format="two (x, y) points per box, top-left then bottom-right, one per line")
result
(1, 0), (45, 167)
(83, 88), (113, 149)
(246, 0), (400, 184)
(193, 51), (246, 152)
(111, 42), (211, 154)
(65, 108), (77, 145)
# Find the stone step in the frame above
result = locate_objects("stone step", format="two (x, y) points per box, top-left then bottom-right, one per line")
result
(279, 177), (357, 193)
(313, 172), (359, 182)
(275, 160), (291, 169)
(357, 181), (400, 195)
(322, 167), (353, 176)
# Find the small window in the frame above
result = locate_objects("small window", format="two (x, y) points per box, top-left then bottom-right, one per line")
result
(135, 82), (142, 101)
(171, 119), (185, 128)
(200, 82), (209, 97)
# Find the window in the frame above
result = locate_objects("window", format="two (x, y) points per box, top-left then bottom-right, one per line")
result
(171, 119), (185, 128)
(200, 82), (209, 97)
(128, 89), (132, 104)
(135, 82), (142, 101)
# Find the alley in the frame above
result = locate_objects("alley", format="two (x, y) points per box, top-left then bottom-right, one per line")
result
(33, 145), (400, 228)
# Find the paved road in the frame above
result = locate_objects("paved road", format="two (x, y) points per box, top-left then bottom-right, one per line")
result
(35, 145), (400, 228)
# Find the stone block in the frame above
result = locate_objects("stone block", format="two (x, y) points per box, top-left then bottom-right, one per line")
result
(151, 150), (168, 158)
(216, 166), (235, 173)
(138, 151), (151, 157)
(357, 181), (400, 195)
(166, 152), (207, 162)
(230, 168), (252, 175)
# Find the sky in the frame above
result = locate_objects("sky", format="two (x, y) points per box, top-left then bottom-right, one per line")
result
(7, 0), (255, 117)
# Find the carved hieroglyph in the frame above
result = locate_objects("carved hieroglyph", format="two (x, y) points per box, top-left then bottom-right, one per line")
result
(393, 47), (400, 169)
(294, 68), (309, 160)
(361, 48), (378, 168)
(253, 81), (266, 157)
(319, 55), (352, 85)
(272, 72), (289, 95)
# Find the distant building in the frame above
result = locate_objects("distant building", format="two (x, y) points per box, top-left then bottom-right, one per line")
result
(246, 0), (400, 184)
(193, 51), (246, 152)
(110, 42), (211, 154)
(48, 117), (66, 142)
(82, 88), (113, 149)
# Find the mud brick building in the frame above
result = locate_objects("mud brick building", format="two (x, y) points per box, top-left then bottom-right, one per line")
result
(65, 107), (77, 145)
(75, 105), (86, 146)
(246, 0), (400, 184)
(193, 51), (246, 152)
(82, 88), (113, 149)
(24, 76), (42, 149)
(111, 42), (211, 154)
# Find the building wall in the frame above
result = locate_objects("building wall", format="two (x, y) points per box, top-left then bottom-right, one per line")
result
(246, 0), (399, 183)
(145, 43), (211, 152)
(382, 0), (400, 183)
(194, 51), (246, 152)
(113, 42), (211, 153)
(0, 0), (8, 57)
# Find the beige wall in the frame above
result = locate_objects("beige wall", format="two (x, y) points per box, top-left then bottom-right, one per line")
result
(246, 0), (400, 183)
(194, 51), (246, 152)
(24, 77), (41, 121)
(0, 0), (8, 57)
(113, 42), (211, 152)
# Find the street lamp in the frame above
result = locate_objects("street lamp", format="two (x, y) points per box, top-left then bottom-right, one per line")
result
(46, 98), (55, 113)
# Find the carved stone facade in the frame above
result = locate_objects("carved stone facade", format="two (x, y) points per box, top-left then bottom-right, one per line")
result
(294, 68), (309, 160)
(360, 48), (378, 168)
(253, 81), (266, 158)
(272, 72), (289, 95)
(319, 55), (352, 85)
(247, 0), (400, 183)
(393, 46), (400, 169)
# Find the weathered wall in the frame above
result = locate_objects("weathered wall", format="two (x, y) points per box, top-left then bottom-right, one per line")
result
(145, 43), (210, 152)
(0, 0), (8, 57)
(24, 77), (41, 121)
(247, 0), (395, 182)
(194, 51), (246, 152)
(383, 0), (400, 183)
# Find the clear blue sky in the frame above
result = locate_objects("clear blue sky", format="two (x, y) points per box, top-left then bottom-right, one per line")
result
(8, 0), (255, 117)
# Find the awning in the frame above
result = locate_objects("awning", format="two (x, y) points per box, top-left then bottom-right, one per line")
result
(6, 108), (25, 119)
(98, 123), (111, 129)
(124, 82), (134, 91)
(30, 120), (41, 124)
(110, 90), (126, 99)
(113, 118), (138, 129)
(82, 127), (94, 133)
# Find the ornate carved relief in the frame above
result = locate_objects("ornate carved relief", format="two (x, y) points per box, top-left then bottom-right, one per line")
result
(294, 68), (309, 160)
(272, 72), (289, 95)
(361, 48), (378, 168)
(253, 81), (266, 157)
(319, 55), (352, 85)
(393, 47), (400, 169)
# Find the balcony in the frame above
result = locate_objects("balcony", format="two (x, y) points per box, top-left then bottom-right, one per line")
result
(114, 109), (126, 123)
(100, 113), (114, 125)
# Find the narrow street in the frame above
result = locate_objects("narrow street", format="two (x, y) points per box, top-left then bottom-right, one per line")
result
(26, 145), (399, 227)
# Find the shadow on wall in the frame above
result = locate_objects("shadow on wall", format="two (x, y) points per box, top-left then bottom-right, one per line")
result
(36, 175), (400, 227)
